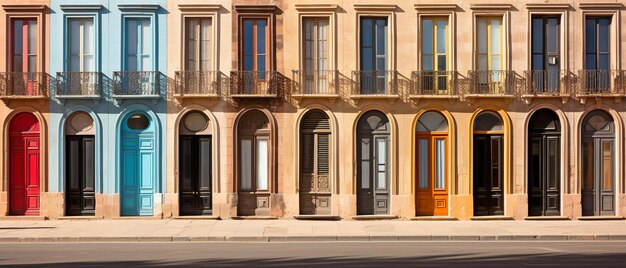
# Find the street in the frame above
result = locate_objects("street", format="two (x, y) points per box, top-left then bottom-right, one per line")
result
(1, 241), (626, 267)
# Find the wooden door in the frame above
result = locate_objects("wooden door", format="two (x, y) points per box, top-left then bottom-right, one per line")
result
(65, 136), (95, 216)
(179, 135), (212, 216)
(582, 139), (615, 216)
(416, 134), (448, 216)
(9, 113), (40, 216)
(357, 135), (389, 215)
(473, 134), (504, 216)
(299, 110), (331, 215)
(121, 113), (155, 216)
(528, 135), (560, 216)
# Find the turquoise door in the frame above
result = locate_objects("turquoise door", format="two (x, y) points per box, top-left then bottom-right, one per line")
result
(121, 112), (155, 216)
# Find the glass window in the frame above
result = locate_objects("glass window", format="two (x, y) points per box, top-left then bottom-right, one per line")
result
(185, 18), (212, 71)
(474, 111), (503, 132)
(256, 139), (269, 191)
(435, 138), (445, 189)
(68, 18), (95, 72)
(12, 19), (38, 73)
(360, 17), (387, 72)
(602, 141), (613, 191)
(376, 138), (387, 190)
(476, 17), (502, 73)
(418, 139), (429, 189)
(417, 111), (448, 132)
(303, 18), (329, 93)
(127, 113), (150, 130)
(240, 139), (252, 191)
(126, 18), (152, 71)
(422, 18), (447, 73)
(585, 17), (611, 70)
(242, 19), (268, 72)
(360, 137), (370, 189)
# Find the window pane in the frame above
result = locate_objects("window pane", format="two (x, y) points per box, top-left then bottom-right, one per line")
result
(585, 19), (596, 53)
(546, 18), (557, 53)
(361, 19), (372, 48)
(418, 139), (428, 189)
(435, 139), (445, 189)
(436, 20), (446, 54)
(422, 19), (433, 54)
(602, 141), (612, 191)
(256, 139), (269, 191)
(582, 141), (594, 190)
(257, 20), (266, 54)
(257, 56), (266, 72)
(477, 19), (487, 54)
(240, 139), (252, 191)
(360, 137), (370, 189)
(376, 19), (387, 56)
(83, 19), (94, 55)
(531, 18), (543, 54)
(27, 56), (36, 73)
(243, 55), (253, 71)
(376, 138), (387, 190)
(478, 55), (488, 71)
(243, 20), (253, 54)
(422, 55), (433, 71)
(126, 19), (138, 56)
(585, 54), (596, 69)
(13, 20), (23, 56)
(141, 19), (151, 55)
(598, 18), (610, 53)
(490, 19), (501, 54)
(27, 20), (37, 54)
(491, 137), (501, 188)
(84, 55), (94, 72)
(491, 55), (500, 70)
(437, 55), (446, 71)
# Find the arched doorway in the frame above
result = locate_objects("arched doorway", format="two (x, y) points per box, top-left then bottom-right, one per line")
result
(473, 111), (504, 216)
(415, 111), (449, 216)
(8, 112), (41, 216)
(528, 109), (561, 216)
(299, 109), (331, 215)
(179, 111), (213, 216)
(65, 112), (96, 216)
(581, 110), (615, 216)
(120, 112), (156, 216)
(356, 110), (390, 215)
(237, 109), (272, 216)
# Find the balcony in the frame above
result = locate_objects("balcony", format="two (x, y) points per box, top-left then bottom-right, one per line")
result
(576, 70), (625, 104)
(55, 72), (102, 103)
(174, 71), (221, 100)
(230, 71), (279, 98)
(410, 71), (459, 103)
(291, 70), (339, 104)
(350, 70), (398, 103)
(522, 70), (572, 104)
(0, 72), (48, 101)
(112, 71), (161, 103)
(466, 70), (516, 100)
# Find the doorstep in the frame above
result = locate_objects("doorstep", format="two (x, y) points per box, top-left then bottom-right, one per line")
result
(112, 216), (164, 220)
(525, 216), (570, 221)
(410, 216), (457, 221)
(352, 215), (398, 220)
(56, 216), (101, 220)
(173, 216), (221, 220)
(231, 216), (278, 220)
(577, 216), (625, 221)
(293, 215), (341, 221)
(0, 216), (47, 221)
(470, 216), (514, 221)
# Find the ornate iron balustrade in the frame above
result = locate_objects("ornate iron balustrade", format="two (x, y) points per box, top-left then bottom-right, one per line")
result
(292, 70), (338, 95)
(577, 70), (625, 95)
(411, 71), (458, 96)
(112, 71), (160, 96)
(351, 70), (397, 95)
(230, 71), (279, 96)
(524, 70), (571, 95)
(467, 70), (516, 95)
(0, 72), (48, 97)
(55, 72), (101, 97)
(174, 71), (220, 96)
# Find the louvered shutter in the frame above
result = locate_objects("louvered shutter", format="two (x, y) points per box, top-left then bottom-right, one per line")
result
(317, 134), (329, 175)
(301, 134), (315, 174)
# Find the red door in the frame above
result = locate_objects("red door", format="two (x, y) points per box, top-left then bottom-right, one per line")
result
(9, 112), (41, 216)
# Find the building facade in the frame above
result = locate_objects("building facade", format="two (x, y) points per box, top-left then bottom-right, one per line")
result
(1, 0), (625, 220)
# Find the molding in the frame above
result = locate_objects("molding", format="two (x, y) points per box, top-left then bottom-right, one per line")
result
(414, 4), (458, 11)
(353, 4), (397, 12)
(177, 4), (221, 12)
(234, 5), (277, 12)
(525, 3), (571, 10)
(117, 4), (159, 12)
(1, 4), (46, 11)
(60, 4), (104, 11)
(469, 4), (513, 10)
(579, 3), (624, 9)
(295, 4), (338, 12)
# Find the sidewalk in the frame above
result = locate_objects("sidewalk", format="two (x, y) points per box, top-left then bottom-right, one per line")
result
(1, 219), (625, 242)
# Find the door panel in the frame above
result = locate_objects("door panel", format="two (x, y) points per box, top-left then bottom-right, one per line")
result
(357, 136), (373, 215)
(9, 130), (40, 216)
(473, 134), (503, 216)
(179, 136), (213, 216)
(179, 136), (195, 214)
(65, 136), (96, 216)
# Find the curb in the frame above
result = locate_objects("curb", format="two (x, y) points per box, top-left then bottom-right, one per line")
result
(0, 234), (619, 242)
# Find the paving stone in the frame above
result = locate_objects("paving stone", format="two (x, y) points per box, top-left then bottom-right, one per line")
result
(398, 235), (431, 241)
(369, 236), (398, 242)
(449, 235), (480, 241)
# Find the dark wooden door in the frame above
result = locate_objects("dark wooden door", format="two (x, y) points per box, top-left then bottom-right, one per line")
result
(65, 136), (95, 216)
(528, 135), (560, 216)
(473, 134), (504, 216)
(179, 135), (212, 216)
(582, 138), (615, 216)
(357, 135), (389, 215)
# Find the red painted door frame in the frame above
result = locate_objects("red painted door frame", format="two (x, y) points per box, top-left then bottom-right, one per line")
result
(9, 113), (41, 216)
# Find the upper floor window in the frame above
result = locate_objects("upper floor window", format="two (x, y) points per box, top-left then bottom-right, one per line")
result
(68, 18), (95, 72)
(476, 17), (502, 72)
(185, 18), (212, 71)
(302, 17), (329, 93)
(421, 17), (447, 72)
(241, 18), (269, 72)
(585, 17), (610, 71)
(360, 17), (387, 72)
(125, 18), (152, 71)
(11, 19), (38, 73)
(531, 16), (560, 93)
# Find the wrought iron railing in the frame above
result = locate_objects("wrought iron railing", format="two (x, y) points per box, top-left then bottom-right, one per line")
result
(230, 71), (279, 95)
(524, 70), (572, 95)
(112, 71), (160, 96)
(0, 72), (48, 97)
(411, 71), (458, 96)
(467, 70), (515, 95)
(352, 70), (397, 95)
(292, 70), (338, 95)
(175, 71), (220, 96)
(55, 72), (101, 97)
(577, 70), (625, 95)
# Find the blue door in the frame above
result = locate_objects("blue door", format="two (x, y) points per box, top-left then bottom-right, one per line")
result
(121, 112), (155, 216)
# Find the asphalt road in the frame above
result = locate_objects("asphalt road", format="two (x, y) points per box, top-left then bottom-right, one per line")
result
(1, 241), (626, 267)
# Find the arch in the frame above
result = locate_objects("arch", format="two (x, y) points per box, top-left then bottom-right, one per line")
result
(412, 107), (455, 217)
(468, 105), (512, 217)
(233, 107), (277, 216)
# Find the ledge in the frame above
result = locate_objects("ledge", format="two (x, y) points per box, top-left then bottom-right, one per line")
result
(0, 95), (48, 100)
(353, 4), (397, 12)
(174, 93), (220, 99)
(295, 4), (338, 12)
(521, 93), (570, 105)
(410, 216), (458, 221)
(1, 4), (47, 11)
(117, 4), (160, 11)
(414, 4), (458, 11)
(577, 216), (625, 221)
(234, 5), (277, 12)
(526, 3), (572, 9)
(579, 3), (624, 9)
(60, 4), (104, 11)
(469, 4), (514, 10)
(112, 216), (164, 220)
(173, 216), (221, 220)
(350, 94), (398, 105)
(525, 216), (570, 221)
(470, 216), (514, 221)
(0, 216), (48, 220)
(230, 94), (278, 98)
(177, 4), (221, 12)
(352, 215), (398, 220)
(56, 216), (100, 220)
(231, 216), (278, 220)
(294, 215), (341, 221)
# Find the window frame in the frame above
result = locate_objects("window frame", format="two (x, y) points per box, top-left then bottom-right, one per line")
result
(238, 15), (274, 72)
(9, 17), (39, 73)
(525, 5), (569, 74)
(121, 14), (156, 72)
(475, 16), (503, 72)
(5, 7), (45, 73)
(66, 17), (96, 72)
(183, 17), (213, 72)
(580, 7), (621, 72)
(179, 5), (220, 73)
(470, 8), (509, 71)
(354, 9), (395, 74)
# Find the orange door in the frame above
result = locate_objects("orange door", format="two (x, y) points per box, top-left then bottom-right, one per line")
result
(416, 134), (448, 216)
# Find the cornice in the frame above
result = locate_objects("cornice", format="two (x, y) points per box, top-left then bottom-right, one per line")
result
(2, 4), (47, 11)
(414, 4), (458, 11)
(118, 4), (160, 11)
(525, 3), (571, 10)
(177, 4), (221, 12)
(579, 3), (624, 9)
(353, 4), (397, 12)
(469, 4), (514, 10)
(294, 4), (338, 12)
(234, 5), (277, 12)
(60, 4), (104, 11)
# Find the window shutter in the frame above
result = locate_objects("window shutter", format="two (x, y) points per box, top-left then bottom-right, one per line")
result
(301, 110), (330, 130)
(317, 134), (329, 175)
(301, 134), (314, 173)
